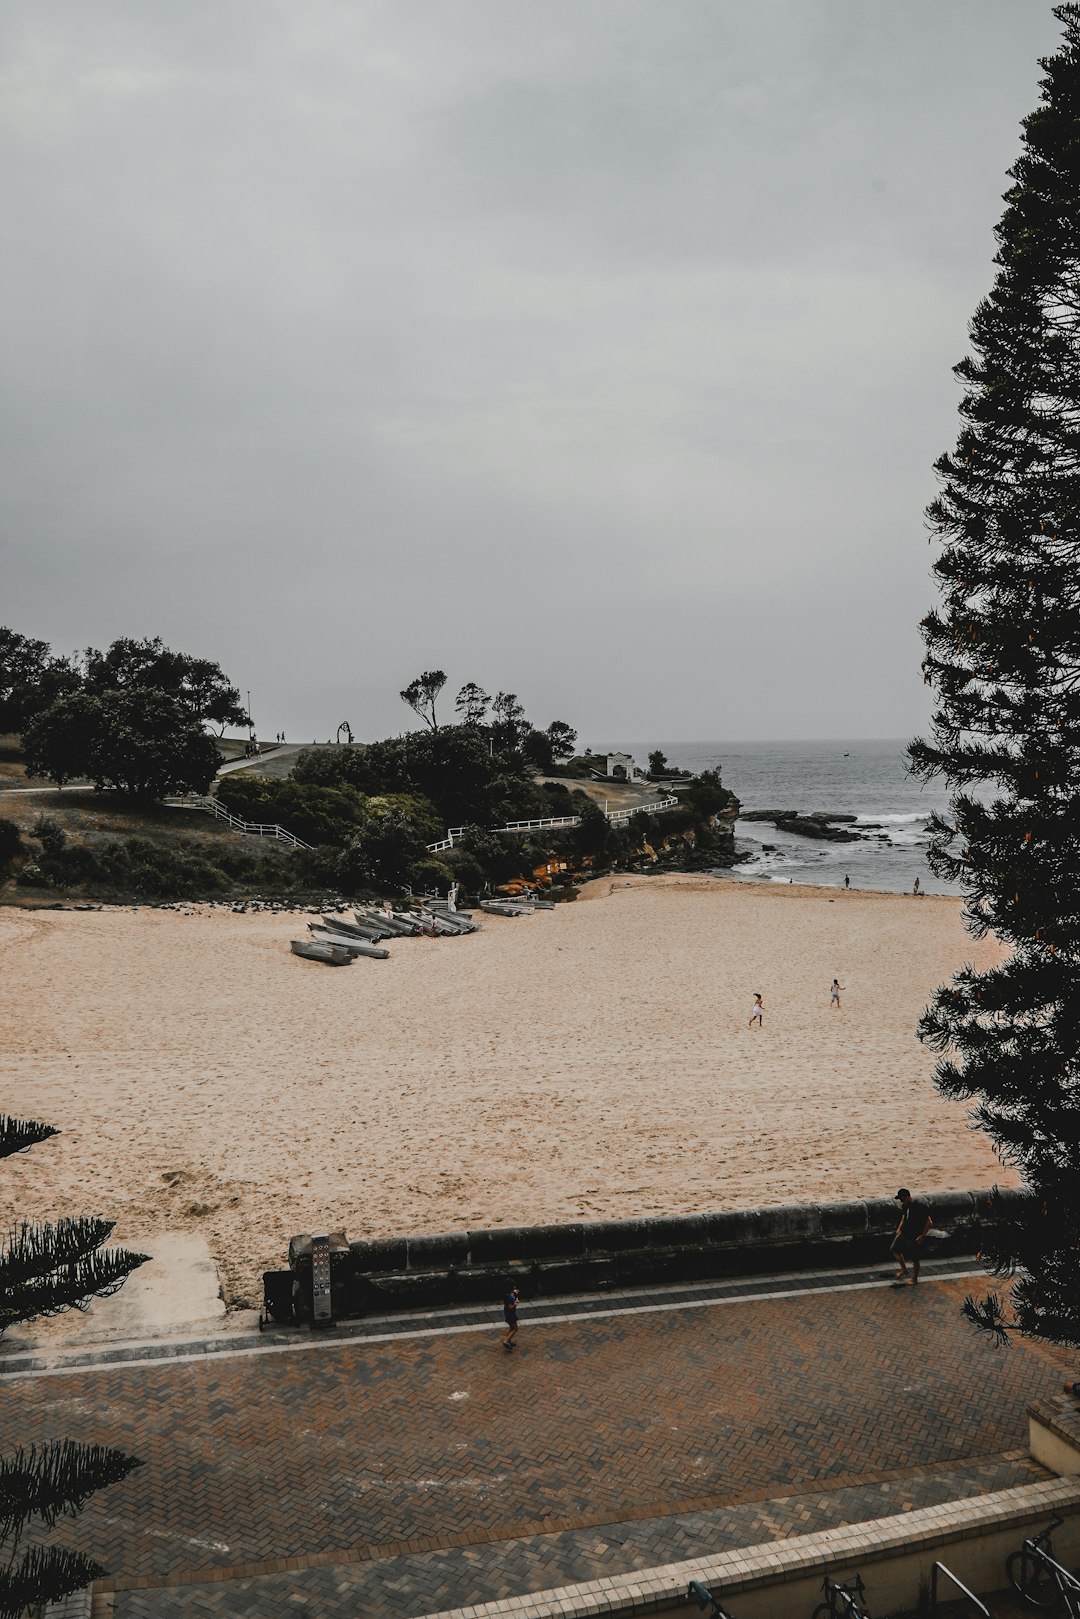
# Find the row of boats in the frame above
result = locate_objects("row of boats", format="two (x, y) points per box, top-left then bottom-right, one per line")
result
(290, 896), (554, 964)
(290, 903), (481, 965)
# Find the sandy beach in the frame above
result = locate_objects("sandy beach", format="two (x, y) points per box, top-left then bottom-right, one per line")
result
(1, 878), (1013, 1308)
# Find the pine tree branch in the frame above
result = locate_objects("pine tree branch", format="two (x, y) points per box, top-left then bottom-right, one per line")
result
(0, 1116), (58, 1161)
(0, 1440), (141, 1539)
(0, 1218), (118, 1287)
(0, 1241), (149, 1336)
(0, 1543), (103, 1619)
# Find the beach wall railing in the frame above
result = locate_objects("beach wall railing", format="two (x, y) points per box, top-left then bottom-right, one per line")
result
(179, 795), (313, 851)
(425, 797), (681, 852)
(270, 1186), (1029, 1325)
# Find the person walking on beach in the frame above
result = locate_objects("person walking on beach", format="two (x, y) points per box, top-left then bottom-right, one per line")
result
(891, 1189), (932, 1284)
(913, 876), (921, 896)
(830, 978), (844, 1009)
(844, 874), (850, 889)
(501, 1285), (520, 1350)
(749, 993), (764, 1029)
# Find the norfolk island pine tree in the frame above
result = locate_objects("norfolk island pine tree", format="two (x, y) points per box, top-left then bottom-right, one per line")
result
(910, 5), (1080, 1351)
(0, 1114), (147, 1615)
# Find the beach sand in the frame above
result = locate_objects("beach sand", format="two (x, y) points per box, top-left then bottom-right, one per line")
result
(1, 878), (1013, 1308)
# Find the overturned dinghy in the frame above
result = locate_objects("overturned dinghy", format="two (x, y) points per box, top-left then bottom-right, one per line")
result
(479, 900), (531, 917)
(309, 926), (390, 960)
(321, 914), (392, 942)
(356, 910), (415, 937)
(291, 939), (354, 965)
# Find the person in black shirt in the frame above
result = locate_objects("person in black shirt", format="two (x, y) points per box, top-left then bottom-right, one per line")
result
(891, 1189), (932, 1284)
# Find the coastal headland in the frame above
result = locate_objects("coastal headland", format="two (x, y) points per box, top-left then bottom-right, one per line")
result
(1, 875), (1012, 1308)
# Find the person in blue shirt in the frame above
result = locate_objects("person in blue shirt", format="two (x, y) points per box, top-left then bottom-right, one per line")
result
(501, 1286), (520, 1350)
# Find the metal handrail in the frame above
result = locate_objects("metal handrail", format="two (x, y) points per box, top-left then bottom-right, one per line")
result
(930, 1561), (989, 1616)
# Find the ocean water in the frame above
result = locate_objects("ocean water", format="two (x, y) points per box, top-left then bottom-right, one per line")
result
(602, 738), (960, 895)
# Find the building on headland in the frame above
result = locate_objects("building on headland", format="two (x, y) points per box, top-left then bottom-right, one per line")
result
(605, 751), (647, 782)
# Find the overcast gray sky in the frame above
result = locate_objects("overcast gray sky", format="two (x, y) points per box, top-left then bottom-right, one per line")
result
(0, 1), (1061, 743)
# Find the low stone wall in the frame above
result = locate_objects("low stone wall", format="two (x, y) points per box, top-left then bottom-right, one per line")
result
(266, 1187), (1027, 1325)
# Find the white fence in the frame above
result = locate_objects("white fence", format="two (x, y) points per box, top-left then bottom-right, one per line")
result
(181, 795), (313, 851)
(426, 797), (680, 853)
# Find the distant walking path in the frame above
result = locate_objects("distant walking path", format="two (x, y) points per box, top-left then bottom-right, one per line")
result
(8, 1272), (1071, 1617)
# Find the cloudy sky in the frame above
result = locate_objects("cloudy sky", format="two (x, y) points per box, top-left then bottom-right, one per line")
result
(1, 2), (1060, 743)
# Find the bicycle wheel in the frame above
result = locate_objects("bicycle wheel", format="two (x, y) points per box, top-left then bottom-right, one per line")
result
(810, 1606), (834, 1619)
(1006, 1548), (1060, 1609)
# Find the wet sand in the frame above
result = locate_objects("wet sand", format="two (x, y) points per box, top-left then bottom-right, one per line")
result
(0, 878), (1012, 1307)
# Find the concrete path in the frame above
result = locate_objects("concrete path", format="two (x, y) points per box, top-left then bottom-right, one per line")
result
(6, 1270), (1072, 1617)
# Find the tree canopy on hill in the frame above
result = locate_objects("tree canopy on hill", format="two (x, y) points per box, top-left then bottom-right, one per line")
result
(0, 628), (81, 733)
(4, 628), (242, 800)
(23, 689), (220, 799)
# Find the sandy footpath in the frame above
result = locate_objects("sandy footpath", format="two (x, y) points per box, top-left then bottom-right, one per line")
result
(0, 878), (1012, 1307)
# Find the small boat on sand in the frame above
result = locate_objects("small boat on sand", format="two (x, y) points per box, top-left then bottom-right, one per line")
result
(321, 915), (392, 941)
(309, 926), (390, 960)
(291, 940), (354, 965)
(479, 900), (530, 917)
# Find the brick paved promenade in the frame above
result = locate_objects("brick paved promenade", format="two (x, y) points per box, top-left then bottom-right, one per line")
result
(3, 1271), (1072, 1617)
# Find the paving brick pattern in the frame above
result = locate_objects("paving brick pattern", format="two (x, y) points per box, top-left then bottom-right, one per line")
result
(104, 1453), (1049, 1619)
(4, 1276), (1070, 1611)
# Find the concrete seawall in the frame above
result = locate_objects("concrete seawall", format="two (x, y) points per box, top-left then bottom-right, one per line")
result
(270, 1186), (1026, 1324)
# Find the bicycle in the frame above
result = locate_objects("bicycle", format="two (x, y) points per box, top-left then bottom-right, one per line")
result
(811, 1571), (871, 1619)
(1006, 1517), (1080, 1614)
(686, 1578), (739, 1619)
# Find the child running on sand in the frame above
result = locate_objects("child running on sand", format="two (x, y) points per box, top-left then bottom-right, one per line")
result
(831, 979), (844, 1009)
(749, 993), (764, 1028)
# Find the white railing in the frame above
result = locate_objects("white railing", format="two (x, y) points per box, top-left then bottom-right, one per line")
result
(426, 797), (680, 852)
(605, 794), (679, 824)
(181, 795), (313, 851)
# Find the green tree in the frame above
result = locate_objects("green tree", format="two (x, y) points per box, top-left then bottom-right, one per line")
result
(490, 691), (528, 755)
(83, 637), (247, 731)
(0, 628), (80, 734)
(546, 720), (577, 760)
(909, 4), (1080, 1350)
(24, 689), (220, 799)
(454, 682), (490, 728)
(0, 1114), (146, 1613)
(399, 670), (447, 732)
(647, 750), (668, 777)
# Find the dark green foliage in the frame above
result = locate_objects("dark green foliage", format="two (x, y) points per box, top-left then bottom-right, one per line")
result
(217, 775), (368, 847)
(679, 769), (737, 828)
(0, 1116), (58, 1159)
(31, 813), (67, 855)
(910, 6), (1080, 1349)
(19, 834), (298, 901)
(546, 720), (577, 759)
(23, 688), (220, 799)
(0, 1441), (141, 1540)
(82, 637), (247, 730)
(455, 682), (490, 727)
(522, 728), (555, 772)
(399, 670), (447, 731)
(0, 1120), (145, 1613)
(0, 819), (21, 871)
(293, 727), (548, 830)
(0, 1544), (105, 1619)
(0, 627), (80, 733)
(0, 1217), (150, 1334)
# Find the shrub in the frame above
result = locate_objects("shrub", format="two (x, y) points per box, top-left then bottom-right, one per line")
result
(0, 818), (22, 870)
